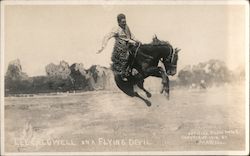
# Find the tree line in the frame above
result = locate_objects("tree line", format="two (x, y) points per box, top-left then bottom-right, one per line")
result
(5, 59), (111, 95)
(5, 59), (244, 96)
(176, 59), (244, 87)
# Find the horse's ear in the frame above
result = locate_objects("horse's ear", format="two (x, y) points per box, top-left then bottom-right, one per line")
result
(175, 48), (181, 53)
(154, 34), (158, 39)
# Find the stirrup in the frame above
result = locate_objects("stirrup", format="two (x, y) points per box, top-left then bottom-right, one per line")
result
(122, 77), (128, 81)
(121, 74), (128, 81)
(121, 76), (128, 81)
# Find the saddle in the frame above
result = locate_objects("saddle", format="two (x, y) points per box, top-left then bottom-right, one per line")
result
(128, 42), (153, 63)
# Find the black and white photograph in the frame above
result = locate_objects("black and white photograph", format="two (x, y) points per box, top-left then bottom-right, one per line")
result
(1, 0), (249, 155)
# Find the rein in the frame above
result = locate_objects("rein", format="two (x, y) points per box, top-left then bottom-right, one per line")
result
(134, 42), (141, 58)
(130, 42), (141, 66)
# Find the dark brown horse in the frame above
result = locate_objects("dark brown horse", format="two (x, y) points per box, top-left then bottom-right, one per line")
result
(113, 36), (180, 106)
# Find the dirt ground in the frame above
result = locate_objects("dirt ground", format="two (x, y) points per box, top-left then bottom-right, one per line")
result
(4, 82), (246, 152)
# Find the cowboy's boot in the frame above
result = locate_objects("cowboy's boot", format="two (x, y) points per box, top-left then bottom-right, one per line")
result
(125, 66), (131, 77)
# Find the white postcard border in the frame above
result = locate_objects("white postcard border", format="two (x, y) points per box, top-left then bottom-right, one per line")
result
(0, 0), (249, 155)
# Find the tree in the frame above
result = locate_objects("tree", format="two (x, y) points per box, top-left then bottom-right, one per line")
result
(69, 63), (89, 90)
(44, 60), (72, 92)
(5, 59), (28, 81)
(177, 65), (193, 86)
(45, 60), (71, 79)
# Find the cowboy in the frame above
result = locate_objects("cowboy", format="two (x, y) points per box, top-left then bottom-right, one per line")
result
(97, 13), (140, 81)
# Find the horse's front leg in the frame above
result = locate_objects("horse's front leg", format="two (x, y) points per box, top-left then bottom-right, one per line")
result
(144, 67), (166, 82)
(144, 66), (169, 98)
(160, 76), (170, 99)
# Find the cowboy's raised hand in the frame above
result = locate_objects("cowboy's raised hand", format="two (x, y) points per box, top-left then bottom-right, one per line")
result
(96, 48), (103, 54)
(129, 40), (136, 46)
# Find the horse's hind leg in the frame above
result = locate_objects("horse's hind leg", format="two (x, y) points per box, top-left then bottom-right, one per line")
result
(137, 80), (152, 98)
(134, 92), (151, 107)
(114, 76), (151, 106)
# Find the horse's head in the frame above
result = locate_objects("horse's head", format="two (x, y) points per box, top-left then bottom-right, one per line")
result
(162, 46), (181, 76)
(150, 35), (181, 76)
(138, 35), (180, 75)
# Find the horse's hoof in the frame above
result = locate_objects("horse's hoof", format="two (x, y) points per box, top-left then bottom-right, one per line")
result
(160, 88), (164, 94)
(146, 92), (152, 98)
(145, 100), (151, 107)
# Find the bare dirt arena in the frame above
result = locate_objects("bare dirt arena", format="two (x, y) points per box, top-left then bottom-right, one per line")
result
(5, 82), (245, 152)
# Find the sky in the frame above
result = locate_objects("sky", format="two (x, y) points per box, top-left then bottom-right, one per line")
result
(4, 3), (247, 76)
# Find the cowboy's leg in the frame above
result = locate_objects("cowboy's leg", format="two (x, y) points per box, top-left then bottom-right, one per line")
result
(116, 49), (130, 81)
(123, 50), (132, 76)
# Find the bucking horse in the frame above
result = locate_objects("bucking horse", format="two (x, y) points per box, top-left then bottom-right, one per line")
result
(113, 35), (180, 106)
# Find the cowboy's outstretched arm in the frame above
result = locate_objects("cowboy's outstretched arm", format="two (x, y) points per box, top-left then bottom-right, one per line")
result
(97, 30), (116, 54)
